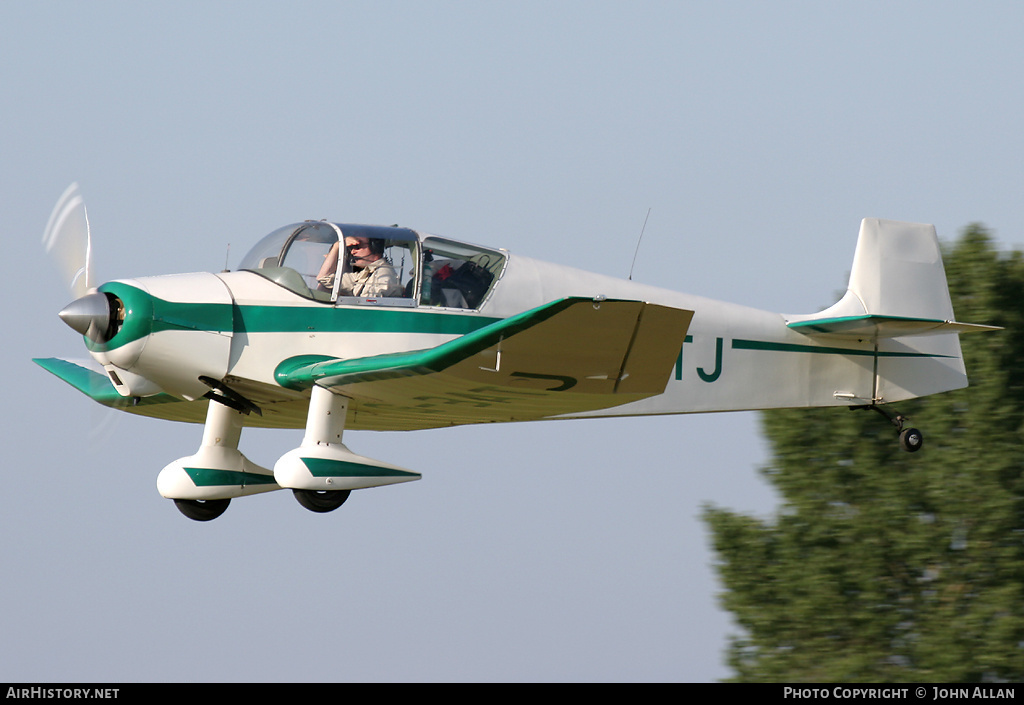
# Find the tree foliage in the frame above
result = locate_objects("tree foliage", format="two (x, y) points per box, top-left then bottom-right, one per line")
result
(704, 225), (1024, 682)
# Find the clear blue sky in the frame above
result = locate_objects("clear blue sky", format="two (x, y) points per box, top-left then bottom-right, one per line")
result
(3, 1), (1023, 682)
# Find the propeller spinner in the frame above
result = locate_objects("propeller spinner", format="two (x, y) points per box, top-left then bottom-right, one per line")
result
(57, 291), (123, 343)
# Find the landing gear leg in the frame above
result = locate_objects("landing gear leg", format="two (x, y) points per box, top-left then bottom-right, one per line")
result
(157, 397), (278, 521)
(851, 404), (923, 453)
(274, 385), (421, 512)
(285, 386), (354, 514)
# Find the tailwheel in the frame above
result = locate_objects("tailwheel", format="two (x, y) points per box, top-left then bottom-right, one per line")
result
(293, 489), (351, 513)
(899, 427), (924, 453)
(174, 498), (231, 521)
(851, 404), (924, 453)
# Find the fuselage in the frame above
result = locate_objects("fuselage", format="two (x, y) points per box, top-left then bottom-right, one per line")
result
(38, 216), (989, 520)
(67, 220), (968, 431)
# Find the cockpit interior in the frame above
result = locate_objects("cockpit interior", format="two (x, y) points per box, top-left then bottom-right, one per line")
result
(237, 222), (507, 310)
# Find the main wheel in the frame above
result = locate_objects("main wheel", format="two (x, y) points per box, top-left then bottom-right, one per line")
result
(293, 488), (352, 513)
(899, 427), (923, 453)
(174, 498), (231, 521)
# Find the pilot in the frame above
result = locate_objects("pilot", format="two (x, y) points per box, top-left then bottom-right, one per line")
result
(317, 236), (401, 297)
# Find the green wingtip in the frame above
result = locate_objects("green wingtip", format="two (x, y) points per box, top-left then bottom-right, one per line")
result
(34, 357), (125, 405)
(33, 357), (181, 409)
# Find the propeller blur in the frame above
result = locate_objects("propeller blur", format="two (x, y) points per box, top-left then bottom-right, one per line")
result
(42, 182), (92, 299)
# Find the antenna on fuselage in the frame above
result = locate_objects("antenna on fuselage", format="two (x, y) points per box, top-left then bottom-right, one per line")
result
(628, 208), (651, 281)
(222, 243), (231, 272)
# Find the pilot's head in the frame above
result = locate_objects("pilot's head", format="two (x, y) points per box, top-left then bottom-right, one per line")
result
(345, 236), (384, 268)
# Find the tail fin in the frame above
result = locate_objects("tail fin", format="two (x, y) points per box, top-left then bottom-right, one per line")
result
(787, 218), (999, 403)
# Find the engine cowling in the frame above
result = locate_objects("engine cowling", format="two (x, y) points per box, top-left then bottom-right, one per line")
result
(59, 273), (234, 400)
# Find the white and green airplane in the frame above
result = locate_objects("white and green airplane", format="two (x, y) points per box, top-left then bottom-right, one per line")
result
(35, 184), (998, 521)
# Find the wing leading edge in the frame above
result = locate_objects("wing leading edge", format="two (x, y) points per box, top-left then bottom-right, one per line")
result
(276, 297), (694, 429)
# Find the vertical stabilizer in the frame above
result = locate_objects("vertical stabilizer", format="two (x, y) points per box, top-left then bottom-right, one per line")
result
(786, 219), (999, 404)
(848, 218), (954, 322)
(787, 218), (996, 336)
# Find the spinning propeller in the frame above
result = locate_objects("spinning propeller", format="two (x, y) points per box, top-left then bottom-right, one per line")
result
(43, 182), (92, 297)
(44, 183), (123, 343)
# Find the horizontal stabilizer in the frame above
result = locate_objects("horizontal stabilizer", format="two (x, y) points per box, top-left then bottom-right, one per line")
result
(787, 313), (1000, 339)
(787, 218), (1001, 340)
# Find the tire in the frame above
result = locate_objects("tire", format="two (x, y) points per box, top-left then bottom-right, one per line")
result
(293, 489), (352, 513)
(174, 498), (231, 521)
(899, 428), (924, 453)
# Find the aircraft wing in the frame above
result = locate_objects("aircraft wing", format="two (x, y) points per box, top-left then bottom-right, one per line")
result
(37, 297), (693, 432)
(34, 356), (318, 428)
(276, 297), (694, 430)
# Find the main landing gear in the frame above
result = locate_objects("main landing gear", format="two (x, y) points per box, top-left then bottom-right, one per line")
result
(272, 385), (420, 508)
(159, 384), (419, 521)
(172, 488), (351, 522)
(292, 489), (352, 513)
(851, 404), (923, 453)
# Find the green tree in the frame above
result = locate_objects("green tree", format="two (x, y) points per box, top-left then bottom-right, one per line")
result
(704, 225), (1024, 682)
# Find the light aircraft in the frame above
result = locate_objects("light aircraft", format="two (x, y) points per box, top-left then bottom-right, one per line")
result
(35, 184), (999, 521)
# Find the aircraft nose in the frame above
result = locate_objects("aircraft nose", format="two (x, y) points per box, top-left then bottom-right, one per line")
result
(58, 291), (122, 343)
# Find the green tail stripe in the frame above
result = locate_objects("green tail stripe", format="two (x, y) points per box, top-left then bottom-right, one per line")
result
(300, 457), (420, 478)
(731, 339), (954, 359)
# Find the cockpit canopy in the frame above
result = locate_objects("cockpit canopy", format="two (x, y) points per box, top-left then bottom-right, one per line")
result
(237, 222), (506, 310)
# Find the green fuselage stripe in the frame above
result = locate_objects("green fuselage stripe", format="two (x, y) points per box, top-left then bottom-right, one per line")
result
(90, 283), (501, 351)
(732, 339), (953, 358)
(233, 304), (499, 336)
